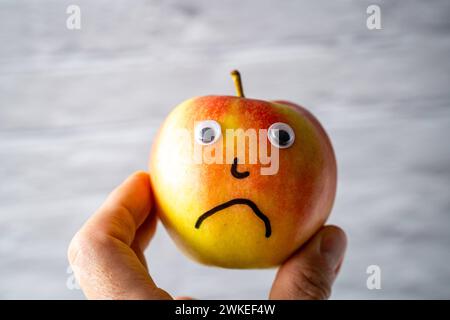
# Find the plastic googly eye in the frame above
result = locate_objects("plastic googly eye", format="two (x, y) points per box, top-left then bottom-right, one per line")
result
(268, 122), (295, 148)
(195, 120), (222, 145)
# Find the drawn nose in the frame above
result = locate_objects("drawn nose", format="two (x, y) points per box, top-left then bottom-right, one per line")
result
(231, 157), (250, 179)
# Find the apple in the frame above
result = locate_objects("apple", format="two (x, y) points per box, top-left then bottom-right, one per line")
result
(149, 71), (337, 268)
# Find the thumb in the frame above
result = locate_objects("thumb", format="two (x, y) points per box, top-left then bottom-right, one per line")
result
(270, 225), (347, 300)
(68, 171), (171, 300)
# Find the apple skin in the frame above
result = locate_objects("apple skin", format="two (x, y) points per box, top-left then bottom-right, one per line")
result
(149, 96), (337, 269)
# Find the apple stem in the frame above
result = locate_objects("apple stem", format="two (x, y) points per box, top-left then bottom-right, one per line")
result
(230, 70), (245, 97)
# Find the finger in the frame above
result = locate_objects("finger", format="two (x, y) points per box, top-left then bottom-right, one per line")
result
(82, 171), (153, 245)
(269, 225), (347, 300)
(68, 171), (171, 300)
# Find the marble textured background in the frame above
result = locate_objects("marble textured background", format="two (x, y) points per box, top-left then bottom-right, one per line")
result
(0, 0), (449, 299)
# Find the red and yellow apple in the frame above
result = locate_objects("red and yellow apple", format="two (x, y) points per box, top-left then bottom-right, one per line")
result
(149, 71), (337, 268)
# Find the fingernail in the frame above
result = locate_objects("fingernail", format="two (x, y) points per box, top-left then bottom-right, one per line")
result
(320, 228), (347, 268)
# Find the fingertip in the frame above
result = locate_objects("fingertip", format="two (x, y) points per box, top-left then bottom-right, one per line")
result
(284, 225), (347, 265)
(319, 225), (347, 268)
(108, 171), (153, 219)
(281, 225), (346, 285)
(82, 171), (155, 247)
(321, 225), (347, 243)
(128, 171), (151, 189)
(269, 225), (347, 300)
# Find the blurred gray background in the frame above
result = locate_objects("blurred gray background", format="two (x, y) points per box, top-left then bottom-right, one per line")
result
(1, 0), (449, 299)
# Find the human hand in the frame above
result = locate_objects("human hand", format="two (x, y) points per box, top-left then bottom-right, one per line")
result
(68, 171), (346, 299)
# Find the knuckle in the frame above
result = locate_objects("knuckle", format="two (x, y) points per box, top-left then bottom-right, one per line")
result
(67, 231), (115, 266)
(292, 265), (332, 300)
(67, 232), (84, 266)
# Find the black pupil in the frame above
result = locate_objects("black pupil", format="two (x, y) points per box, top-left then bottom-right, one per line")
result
(275, 129), (290, 146)
(200, 127), (215, 143)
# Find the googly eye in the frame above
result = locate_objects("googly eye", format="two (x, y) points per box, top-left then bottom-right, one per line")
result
(268, 122), (295, 148)
(195, 120), (222, 145)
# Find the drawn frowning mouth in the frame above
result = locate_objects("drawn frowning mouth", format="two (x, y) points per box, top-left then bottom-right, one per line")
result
(194, 198), (272, 238)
